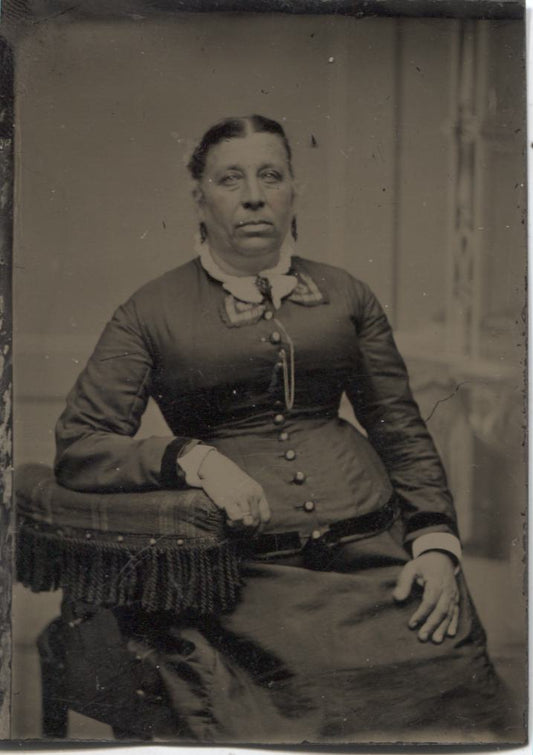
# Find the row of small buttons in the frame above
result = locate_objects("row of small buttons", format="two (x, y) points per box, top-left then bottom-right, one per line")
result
(268, 324), (317, 520)
(274, 412), (315, 514)
(260, 303), (281, 342)
(278, 428), (303, 482)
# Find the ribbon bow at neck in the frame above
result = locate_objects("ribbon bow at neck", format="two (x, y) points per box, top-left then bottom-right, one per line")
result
(199, 242), (298, 310)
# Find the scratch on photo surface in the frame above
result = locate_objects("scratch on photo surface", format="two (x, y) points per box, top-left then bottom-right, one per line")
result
(424, 381), (471, 423)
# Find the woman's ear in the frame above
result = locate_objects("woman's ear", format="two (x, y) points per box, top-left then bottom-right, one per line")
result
(192, 183), (206, 222)
(192, 183), (205, 207)
(291, 178), (301, 204)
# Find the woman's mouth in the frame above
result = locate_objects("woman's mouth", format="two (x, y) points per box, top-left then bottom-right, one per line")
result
(237, 220), (273, 228)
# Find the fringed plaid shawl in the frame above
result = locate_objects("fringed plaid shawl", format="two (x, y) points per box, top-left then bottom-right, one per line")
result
(16, 464), (242, 615)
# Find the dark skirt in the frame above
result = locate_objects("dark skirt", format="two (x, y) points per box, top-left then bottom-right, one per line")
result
(57, 522), (518, 744)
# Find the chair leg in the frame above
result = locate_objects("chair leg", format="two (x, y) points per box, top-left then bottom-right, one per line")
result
(37, 619), (68, 738)
(40, 659), (68, 738)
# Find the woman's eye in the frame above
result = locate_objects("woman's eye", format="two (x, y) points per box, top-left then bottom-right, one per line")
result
(220, 174), (240, 186)
(261, 171), (282, 184)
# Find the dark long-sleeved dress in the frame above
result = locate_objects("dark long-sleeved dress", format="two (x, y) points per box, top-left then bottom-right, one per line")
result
(53, 256), (511, 743)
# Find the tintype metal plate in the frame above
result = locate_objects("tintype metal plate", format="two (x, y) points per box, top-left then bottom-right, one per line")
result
(0, 0), (527, 748)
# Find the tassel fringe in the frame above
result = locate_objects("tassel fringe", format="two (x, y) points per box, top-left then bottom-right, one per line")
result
(16, 520), (243, 615)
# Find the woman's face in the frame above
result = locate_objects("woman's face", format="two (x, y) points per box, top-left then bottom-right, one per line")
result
(196, 131), (295, 272)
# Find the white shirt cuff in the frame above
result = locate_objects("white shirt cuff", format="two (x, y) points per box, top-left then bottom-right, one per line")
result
(177, 444), (215, 487)
(411, 533), (462, 564)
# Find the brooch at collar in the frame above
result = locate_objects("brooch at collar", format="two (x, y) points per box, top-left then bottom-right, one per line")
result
(219, 270), (329, 328)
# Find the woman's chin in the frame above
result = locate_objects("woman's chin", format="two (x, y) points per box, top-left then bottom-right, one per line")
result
(233, 241), (281, 260)
(208, 238), (283, 274)
(235, 234), (281, 255)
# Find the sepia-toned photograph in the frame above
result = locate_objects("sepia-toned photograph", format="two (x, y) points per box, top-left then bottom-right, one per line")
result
(0, 0), (527, 745)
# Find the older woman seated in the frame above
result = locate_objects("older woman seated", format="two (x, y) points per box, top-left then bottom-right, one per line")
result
(40, 114), (512, 742)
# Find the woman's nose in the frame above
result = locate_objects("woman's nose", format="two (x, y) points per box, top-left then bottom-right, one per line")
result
(241, 177), (265, 209)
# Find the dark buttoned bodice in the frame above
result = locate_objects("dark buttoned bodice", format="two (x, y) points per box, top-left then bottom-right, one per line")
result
(55, 256), (457, 544)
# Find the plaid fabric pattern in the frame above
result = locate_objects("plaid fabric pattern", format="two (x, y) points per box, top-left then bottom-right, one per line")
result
(220, 270), (327, 327)
(16, 463), (225, 538)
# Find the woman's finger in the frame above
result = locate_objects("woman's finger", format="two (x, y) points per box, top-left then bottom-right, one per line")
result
(236, 505), (261, 528)
(222, 493), (259, 528)
(446, 603), (460, 636)
(226, 513), (258, 529)
(417, 590), (456, 642)
(245, 489), (271, 528)
(429, 605), (455, 644)
(408, 583), (440, 629)
(222, 497), (250, 523)
(257, 494), (271, 524)
(392, 561), (416, 602)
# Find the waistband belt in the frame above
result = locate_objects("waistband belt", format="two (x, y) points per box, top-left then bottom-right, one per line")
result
(247, 499), (398, 557)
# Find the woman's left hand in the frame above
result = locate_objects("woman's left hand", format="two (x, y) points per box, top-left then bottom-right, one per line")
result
(393, 551), (460, 644)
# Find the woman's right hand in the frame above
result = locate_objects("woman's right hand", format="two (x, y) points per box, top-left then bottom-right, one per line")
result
(198, 450), (271, 530)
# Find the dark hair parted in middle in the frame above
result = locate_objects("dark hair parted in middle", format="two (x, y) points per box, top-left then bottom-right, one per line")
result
(188, 115), (294, 181)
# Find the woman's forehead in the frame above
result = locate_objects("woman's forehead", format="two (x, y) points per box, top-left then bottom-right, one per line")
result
(203, 132), (290, 173)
